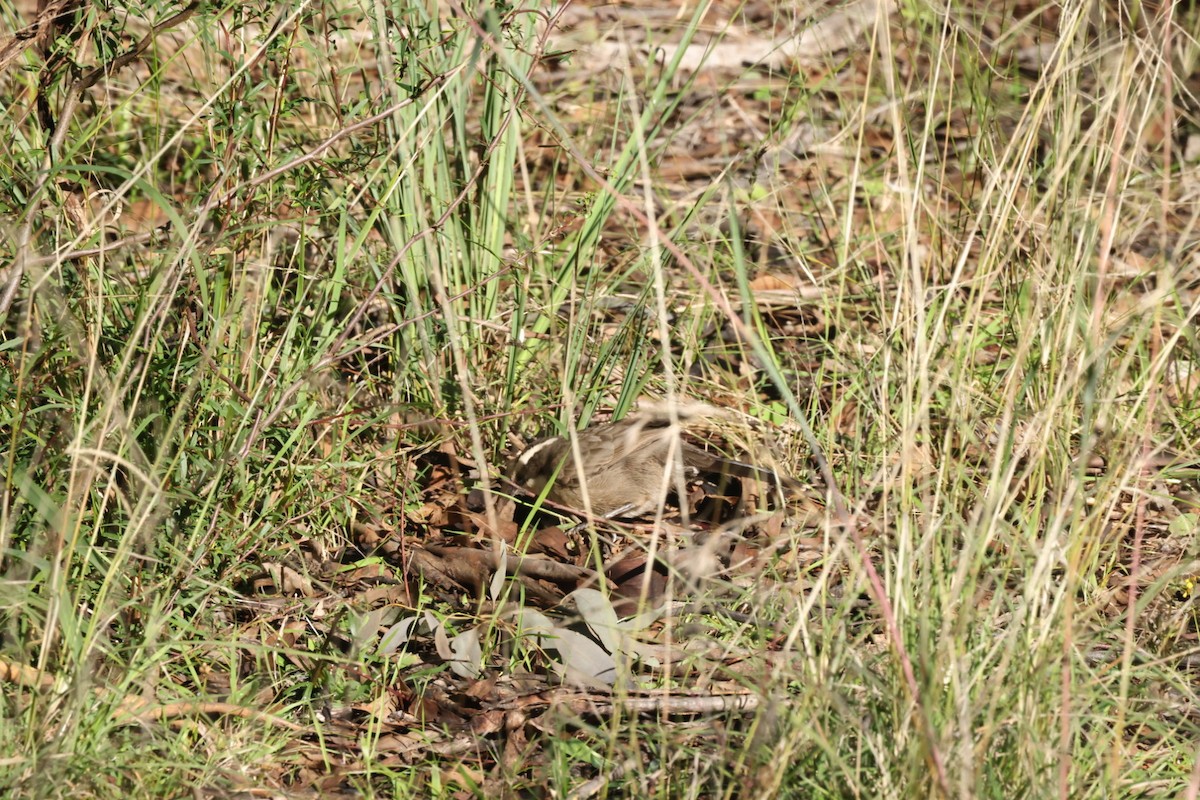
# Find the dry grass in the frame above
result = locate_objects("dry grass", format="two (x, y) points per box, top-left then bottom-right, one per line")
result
(2, 0), (1200, 797)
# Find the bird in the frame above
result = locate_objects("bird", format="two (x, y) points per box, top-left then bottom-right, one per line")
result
(507, 406), (800, 519)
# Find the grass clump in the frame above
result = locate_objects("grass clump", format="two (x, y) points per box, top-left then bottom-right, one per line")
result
(2, 0), (1200, 797)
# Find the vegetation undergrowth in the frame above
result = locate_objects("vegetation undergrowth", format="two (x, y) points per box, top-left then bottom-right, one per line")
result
(2, 0), (1200, 797)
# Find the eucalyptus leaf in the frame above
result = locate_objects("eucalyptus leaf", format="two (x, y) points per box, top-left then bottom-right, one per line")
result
(570, 587), (623, 653)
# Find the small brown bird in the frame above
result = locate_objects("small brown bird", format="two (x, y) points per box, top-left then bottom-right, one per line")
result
(508, 408), (798, 519)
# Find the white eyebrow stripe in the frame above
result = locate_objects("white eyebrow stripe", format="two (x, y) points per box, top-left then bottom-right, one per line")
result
(516, 437), (562, 465)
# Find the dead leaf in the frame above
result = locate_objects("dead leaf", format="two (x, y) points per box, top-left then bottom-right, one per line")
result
(469, 709), (505, 735)
(259, 562), (314, 597)
(748, 273), (798, 291)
